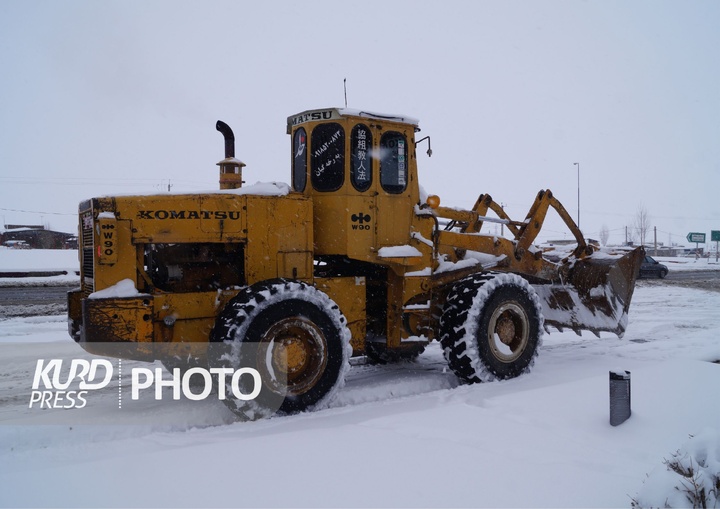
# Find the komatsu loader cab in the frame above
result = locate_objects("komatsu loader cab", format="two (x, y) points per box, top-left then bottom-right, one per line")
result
(68, 107), (644, 420)
(287, 108), (422, 260)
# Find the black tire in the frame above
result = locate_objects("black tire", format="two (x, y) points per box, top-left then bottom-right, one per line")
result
(440, 273), (543, 383)
(659, 269), (667, 279)
(209, 279), (351, 420)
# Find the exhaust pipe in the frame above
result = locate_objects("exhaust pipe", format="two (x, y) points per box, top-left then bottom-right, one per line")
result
(215, 120), (245, 190)
(216, 120), (235, 158)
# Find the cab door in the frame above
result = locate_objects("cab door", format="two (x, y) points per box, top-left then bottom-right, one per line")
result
(373, 128), (416, 249)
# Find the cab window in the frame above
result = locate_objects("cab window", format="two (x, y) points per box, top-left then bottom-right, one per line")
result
(311, 123), (345, 192)
(380, 131), (408, 194)
(351, 124), (372, 192)
(292, 127), (307, 192)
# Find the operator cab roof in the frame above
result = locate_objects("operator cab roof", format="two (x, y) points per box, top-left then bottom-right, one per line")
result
(287, 108), (420, 133)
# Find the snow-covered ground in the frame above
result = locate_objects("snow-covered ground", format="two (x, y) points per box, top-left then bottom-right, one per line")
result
(0, 248), (79, 273)
(1, 251), (719, 507)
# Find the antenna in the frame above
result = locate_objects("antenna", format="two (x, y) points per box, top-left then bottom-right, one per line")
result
(343, 78), (348, 108)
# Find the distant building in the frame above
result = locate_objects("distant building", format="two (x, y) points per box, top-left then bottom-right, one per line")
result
(1, 225), (77, 249)
(4, 224), (44, 230)
(653, 246), (684, 257)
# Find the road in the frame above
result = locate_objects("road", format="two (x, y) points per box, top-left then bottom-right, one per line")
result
(0, 284), (76, 318)
(0, 285), (75, 306)
(637, 269), (720, 292)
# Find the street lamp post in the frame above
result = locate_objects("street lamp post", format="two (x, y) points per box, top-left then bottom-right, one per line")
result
(573, 162), (580, 228)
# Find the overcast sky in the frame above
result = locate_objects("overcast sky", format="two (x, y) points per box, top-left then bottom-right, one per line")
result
(1, 0), (718, 248)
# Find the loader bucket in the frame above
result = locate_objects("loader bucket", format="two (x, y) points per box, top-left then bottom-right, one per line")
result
(533, 247), (645, 337)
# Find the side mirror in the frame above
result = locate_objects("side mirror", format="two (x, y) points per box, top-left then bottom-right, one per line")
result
(415, 136), (432, 157)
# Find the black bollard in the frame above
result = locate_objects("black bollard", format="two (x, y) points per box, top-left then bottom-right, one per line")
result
(609, 370), (631, 426)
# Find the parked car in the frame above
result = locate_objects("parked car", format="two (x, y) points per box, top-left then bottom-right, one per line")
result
(639, 255), (668, 279)
(2, 240), (31, 249)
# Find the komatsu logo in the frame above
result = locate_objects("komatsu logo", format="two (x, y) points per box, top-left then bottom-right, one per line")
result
(137, 210), (241, 220)
(290, 110), (335, 127)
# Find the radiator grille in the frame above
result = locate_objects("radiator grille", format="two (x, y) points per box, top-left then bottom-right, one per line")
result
(80, 209), (94, 296)
(81, 211), (93, 247)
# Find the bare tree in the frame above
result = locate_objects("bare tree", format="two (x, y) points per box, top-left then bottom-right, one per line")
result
(633, 205), (651, 247)
(599, 224), (610, 246)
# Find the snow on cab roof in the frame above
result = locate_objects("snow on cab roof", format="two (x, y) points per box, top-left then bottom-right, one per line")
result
(287, 108), (420, 131)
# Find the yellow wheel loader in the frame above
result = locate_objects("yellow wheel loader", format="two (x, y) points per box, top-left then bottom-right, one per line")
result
(68, 108), (644, 419)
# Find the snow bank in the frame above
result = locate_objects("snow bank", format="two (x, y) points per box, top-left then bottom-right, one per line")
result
(0, 247), (79, 272)
(633, 427), (720, 508)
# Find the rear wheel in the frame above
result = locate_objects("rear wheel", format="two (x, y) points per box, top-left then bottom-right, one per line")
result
(440, 273), (543, 383)
(210, 279), (351, 420)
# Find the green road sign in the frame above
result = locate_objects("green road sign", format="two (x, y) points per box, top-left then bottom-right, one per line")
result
(712, 230), (720, 242)
(687, 232), (706, 243)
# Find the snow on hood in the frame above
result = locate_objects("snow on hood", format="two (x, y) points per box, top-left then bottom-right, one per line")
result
(215, 181), (290, 196)
(88, 278), (146, 299)
(102, 181), (291, 199)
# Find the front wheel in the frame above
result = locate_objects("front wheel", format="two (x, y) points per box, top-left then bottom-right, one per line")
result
(210, 279), (351, 420)
(440, 273), (543, 383)
(659, 269), (667, 279)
